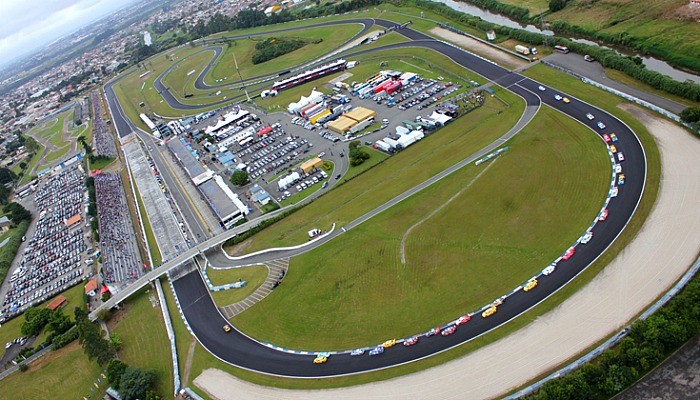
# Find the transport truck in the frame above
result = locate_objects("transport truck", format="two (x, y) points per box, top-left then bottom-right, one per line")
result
(515, 45), (530, 55)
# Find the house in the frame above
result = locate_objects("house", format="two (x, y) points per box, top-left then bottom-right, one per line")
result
(0, 216), (11, 232)
(47, 295), (67, 311)
(85, 279), (98, 297)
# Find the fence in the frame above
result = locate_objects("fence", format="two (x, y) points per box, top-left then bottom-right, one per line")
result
(0, 344), (54, 381)
(504, 255), (700, 399)
(540, 60), (697, 135)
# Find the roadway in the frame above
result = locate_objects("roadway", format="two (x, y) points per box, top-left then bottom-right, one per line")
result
(99, 18), (646, 378)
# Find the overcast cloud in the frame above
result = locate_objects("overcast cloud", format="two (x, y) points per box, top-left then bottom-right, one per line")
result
(0, 0), (139, 69)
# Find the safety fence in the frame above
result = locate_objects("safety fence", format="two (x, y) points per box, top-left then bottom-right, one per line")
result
(504, 255), (700, 399)
(155, 278), (181, 396)
(200, 265), (247, 292)
(541, 60), (696, 135)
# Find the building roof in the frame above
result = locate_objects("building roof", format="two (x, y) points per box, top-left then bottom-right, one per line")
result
(0, 216), (10, 226)
(327, 116), (357, 133)
(65, 214), (81, 227)
(85, 279), (98, 295)
(300, 157), (323, 173)
(344, 106), (376, 122)
(46, 295), (67, 310)
(168, 138), (206, 179)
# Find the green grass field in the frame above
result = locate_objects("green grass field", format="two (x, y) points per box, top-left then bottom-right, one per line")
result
(112, 288), (173, 397)
(208, 266), (269, 307)
(0, 342), (105, 400)
(232, 105), (609, 349)
(549, 0), (700, 67)
(342, 146), (390, 181)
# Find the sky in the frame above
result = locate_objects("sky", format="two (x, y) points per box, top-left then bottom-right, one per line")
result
(0, 0), (141, 69)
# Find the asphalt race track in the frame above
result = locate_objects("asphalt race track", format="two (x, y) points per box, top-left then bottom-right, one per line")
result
(109, 19), (646, 377)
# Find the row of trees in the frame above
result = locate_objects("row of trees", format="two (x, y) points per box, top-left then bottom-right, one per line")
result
(524, 275), (700, 399)
(252, 37), (311, 65)
(0, 202), (30, 284)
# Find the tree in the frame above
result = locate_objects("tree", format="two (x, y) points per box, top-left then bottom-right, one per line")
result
(0, 168), (17, 185)
(75, 306), (115, 366)
(549, 0), (569, 12)
(680, 107), (700, 123)
(230, 170), (249, 186)
(46, 309), (73, 336)
(21, 307), (52, 336)
(106, 359), (127, 388)
(3, 202), (32, 224)
(117, 366), (154, 400)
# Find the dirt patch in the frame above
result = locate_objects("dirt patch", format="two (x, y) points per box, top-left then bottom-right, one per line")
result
(429, 27), (527, 70)
(105, 300), (134, 331)
(224, 238), (253, 257)
(670, 3), (700, 22)
(25, 341), (81, 372)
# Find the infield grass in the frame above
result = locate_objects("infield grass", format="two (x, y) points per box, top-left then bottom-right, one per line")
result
(232, 105), (610, 349)
(208, 265), (269, 307)
(112, 288), (173, 397)
(0, 342), (104, 400)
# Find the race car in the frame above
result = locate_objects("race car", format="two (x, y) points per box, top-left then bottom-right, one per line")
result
(482, 306), (498, 318)
(223, 324), (232, 333)
(369, 346), (384, 356)
(562, 247), (576, 260)
(314, 352), (330, 364)
(580, 231), (593, 244)
(614, 164), (623, 173)
(618, 174), (626, 185)
(603, 134), (611, 143)
(599, 209), (609, 221)
(563, 97), (571, 103)
(382, 339), (397, 348)
(611, 186), (619, 197)
(610, 133), (618, 142)
(554, 94), (563, 101)
(441, 325), (457, 336)
(586, 113), (595, 120)
(426, 327), (441, 337)
(492, 295), (506, 307)
(455, 315), (471, 326)
(597, 121), (606, 130)
(403, 336), (419, 346)
(523, 279), (538, 292)
(350, 348), (365, 356)
(618, 152), (625, 162)
(610, 145), (617, 153)
(542, 264), (556, 275)
(538, 85), (546, 91)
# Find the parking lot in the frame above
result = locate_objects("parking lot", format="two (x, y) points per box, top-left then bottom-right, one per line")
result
(0, 166), (89, 321)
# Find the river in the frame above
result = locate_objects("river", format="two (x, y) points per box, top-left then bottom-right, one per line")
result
(432, 0), (700, 84)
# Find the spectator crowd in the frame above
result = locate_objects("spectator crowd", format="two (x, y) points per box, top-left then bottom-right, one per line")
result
(94, 173), (143, 284)
(91, 91), (118, 158)
(1, 166), (88, 319)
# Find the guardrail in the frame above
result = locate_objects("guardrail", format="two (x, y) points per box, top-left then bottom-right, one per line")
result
(504, 255), (700, 399)
(541, 61), (697, 135)
(0, 344), (54, 381)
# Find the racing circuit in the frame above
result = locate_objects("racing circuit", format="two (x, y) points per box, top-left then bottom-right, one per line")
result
(100, 18), (647, 378)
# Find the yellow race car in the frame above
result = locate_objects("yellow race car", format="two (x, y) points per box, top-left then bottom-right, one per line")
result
(523, 279), (538, 292)
(482, 306), (498, 318)
(313, 352), (330, 364)
(223, 324), (231, 333)
(382, 339), (397, 348)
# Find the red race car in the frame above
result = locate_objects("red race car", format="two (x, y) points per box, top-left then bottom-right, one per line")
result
(562, 247), (576, 260)
(441, 325), (457, 336)
(599, 209), (609, 221)
(455, 315), (471, 326)
(426, 327), (441, 337)
(403, 336), (419, 347)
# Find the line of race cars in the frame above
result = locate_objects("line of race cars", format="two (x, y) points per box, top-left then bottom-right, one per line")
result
(311, 107), (628, 365)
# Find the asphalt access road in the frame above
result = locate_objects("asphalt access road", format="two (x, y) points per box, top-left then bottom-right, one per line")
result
(104, 19), (646, 377)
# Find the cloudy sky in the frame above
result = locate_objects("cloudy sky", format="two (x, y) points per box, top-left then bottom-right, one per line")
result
(0, 0), (140, 69)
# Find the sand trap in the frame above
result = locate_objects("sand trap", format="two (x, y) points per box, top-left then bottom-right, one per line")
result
(429, 27), (527, 70)
(193, 105), (700, 399)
